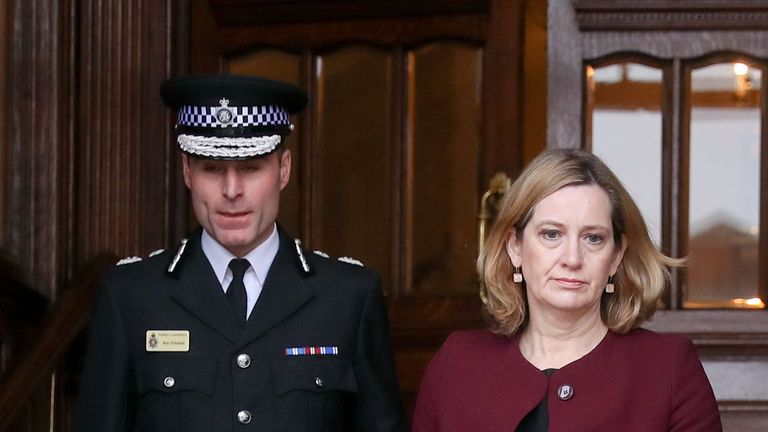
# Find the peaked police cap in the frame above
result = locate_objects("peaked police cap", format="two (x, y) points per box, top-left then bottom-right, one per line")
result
(160, 74), (308, 160)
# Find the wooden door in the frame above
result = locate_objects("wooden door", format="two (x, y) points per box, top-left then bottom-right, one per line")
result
(188, 0), (526, 416)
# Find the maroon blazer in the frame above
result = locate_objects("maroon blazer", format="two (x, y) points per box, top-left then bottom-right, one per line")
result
(413, 328), (721, 432)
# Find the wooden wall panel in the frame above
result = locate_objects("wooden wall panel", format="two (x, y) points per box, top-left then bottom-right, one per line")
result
(4, 0), (75, 298)
(1, 2), (187, 428)
(0, 0), (6, 240)
(75, 0), (185, 266)
(3, 0), (187, 299)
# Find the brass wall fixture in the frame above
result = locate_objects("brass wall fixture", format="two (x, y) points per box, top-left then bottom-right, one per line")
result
(478, 172), (512, 304)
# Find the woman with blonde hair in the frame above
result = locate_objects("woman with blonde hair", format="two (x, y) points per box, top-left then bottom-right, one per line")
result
(413, 149), (721, 432)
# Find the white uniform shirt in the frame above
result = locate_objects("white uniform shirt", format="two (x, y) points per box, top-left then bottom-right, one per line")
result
(201, 224), (279, 319)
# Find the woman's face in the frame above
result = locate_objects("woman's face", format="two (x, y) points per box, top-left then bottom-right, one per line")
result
(506, 184), (626, 320)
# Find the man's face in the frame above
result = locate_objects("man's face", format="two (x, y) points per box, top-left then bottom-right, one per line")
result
(182, 150), (291, 257)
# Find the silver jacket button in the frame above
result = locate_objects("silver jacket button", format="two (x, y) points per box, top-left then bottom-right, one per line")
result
(163, 376), (175, 388)
(236, 353), (251, 369)
(237, 410), (252, 424)
(557, 384), (574, 400)
(315, 376), (323, 387)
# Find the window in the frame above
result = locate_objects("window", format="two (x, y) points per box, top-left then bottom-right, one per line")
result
(585, 55), (766, 311)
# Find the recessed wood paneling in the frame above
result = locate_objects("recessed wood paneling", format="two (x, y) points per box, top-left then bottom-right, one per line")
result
(76, 0), (183, 264)
(1, 1), (186, 429)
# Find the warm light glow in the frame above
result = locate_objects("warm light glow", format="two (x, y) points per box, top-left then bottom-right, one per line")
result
(745, 298), (766, 307)
(727, 298), (766, 308)
(586, 65), (595, 78)
(750, 226), (759, 235)
(733, 63), (749, 76)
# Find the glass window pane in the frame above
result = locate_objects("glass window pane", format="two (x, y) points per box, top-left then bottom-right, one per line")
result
(686, 62), (764, 309)
(314, 46), (394, 292)
(588, 63), (663, 245)
(227, 50), (303, 236)
(408, 42), (482, 295)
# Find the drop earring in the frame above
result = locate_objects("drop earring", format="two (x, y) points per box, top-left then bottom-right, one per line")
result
(513, 267), (523, 283)
(605, 275), (615, 293)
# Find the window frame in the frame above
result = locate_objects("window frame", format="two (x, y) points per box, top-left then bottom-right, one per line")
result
(583, 51), (767, 310)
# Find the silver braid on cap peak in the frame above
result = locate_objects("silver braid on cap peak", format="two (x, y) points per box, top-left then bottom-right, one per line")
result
(178, 134), (281, 158)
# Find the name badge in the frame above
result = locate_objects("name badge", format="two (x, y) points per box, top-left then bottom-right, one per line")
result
(146, 330), (190, 352)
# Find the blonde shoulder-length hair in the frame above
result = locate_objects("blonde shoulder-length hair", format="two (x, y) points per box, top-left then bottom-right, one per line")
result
(479, 149), (681, 336)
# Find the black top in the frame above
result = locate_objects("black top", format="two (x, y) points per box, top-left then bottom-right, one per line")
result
(516, 368), (558, 432)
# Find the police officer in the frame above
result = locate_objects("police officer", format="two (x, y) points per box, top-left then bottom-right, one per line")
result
(76, 75), (408, 432)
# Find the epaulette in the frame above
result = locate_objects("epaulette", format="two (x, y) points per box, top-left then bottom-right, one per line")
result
(115, 248), (166, 266)
(312, 250), (365, 267)
(166, 238), (189, 277)
(338, 256), (364, 267)
(116, 256), (142, 266)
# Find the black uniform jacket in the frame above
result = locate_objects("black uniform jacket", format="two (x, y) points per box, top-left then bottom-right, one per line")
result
(76, 229), (408, 432)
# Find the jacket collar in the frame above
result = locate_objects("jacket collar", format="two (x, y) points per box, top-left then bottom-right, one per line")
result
(169, 227), (315, 347)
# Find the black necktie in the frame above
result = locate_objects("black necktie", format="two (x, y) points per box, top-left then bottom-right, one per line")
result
(227, 258), (251, 325)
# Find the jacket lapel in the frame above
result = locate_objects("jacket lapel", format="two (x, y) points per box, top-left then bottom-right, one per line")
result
(170, 232), (242, 344)
(237, 231), (314, 348)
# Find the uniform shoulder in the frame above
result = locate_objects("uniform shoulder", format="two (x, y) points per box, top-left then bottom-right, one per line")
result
(114, 247), (162, 265)
(304, 246), (376, 277)
(108, 245), (177, 277)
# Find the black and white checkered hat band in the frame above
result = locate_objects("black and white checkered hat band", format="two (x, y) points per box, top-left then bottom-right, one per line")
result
(178, 134), (281, 159)
(178, 104), (290, 128)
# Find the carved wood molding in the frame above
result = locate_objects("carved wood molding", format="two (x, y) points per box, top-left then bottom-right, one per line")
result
(4, 0), (75, 297)
(719, 400), (768, 412)
(75, 0), (184, 264)
(573, 0), (768, 31)
(4, 0), (187, 296)
(207, 0), (489, 26)
(213, 14), (488, 53)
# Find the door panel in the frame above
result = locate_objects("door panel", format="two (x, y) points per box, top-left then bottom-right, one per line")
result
(313, 46), (395, 291)
(409, 42), (482, 296)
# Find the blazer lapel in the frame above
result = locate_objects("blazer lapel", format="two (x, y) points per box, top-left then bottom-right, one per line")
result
(170, 232), (242, 344)
(237, 232), (314, 347)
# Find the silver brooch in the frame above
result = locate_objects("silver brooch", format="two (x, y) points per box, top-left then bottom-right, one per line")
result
(557, 384), (574, 401)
